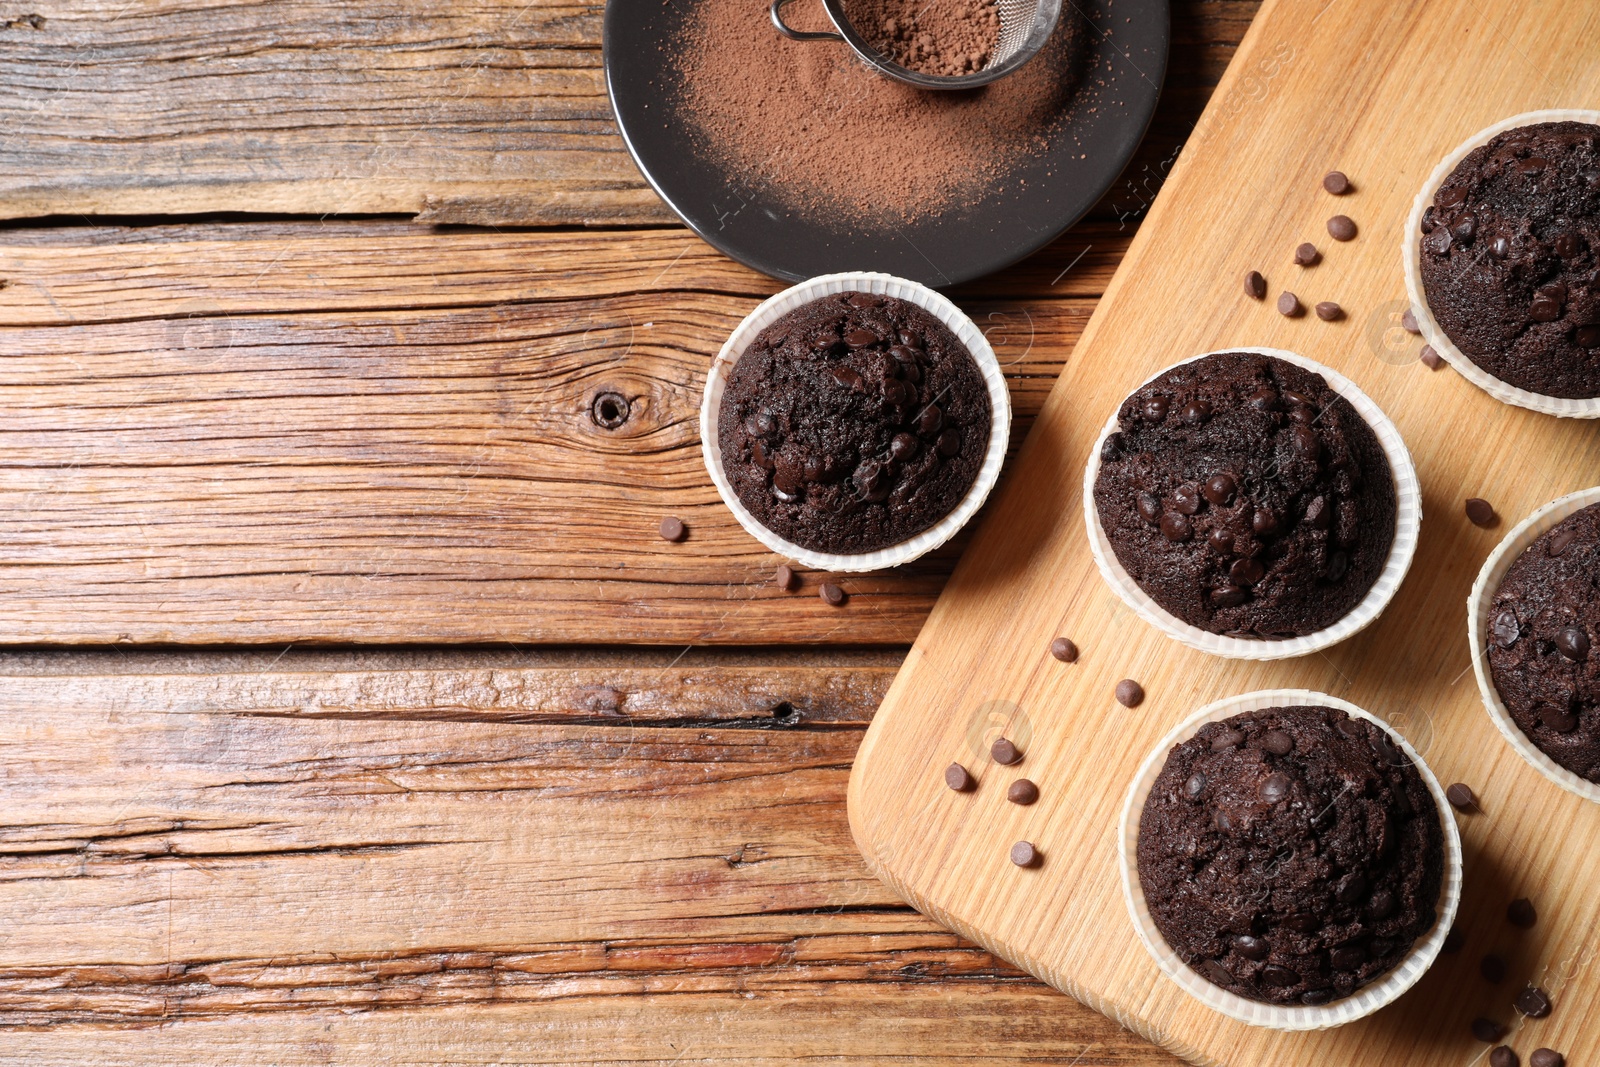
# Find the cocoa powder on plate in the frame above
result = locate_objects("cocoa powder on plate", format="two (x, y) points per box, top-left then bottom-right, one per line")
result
(842, 0), (1001, 77)
(671, 0), (1083, 224)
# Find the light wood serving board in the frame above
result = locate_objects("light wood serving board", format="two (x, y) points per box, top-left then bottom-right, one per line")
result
(849, 0), (1600, 1063)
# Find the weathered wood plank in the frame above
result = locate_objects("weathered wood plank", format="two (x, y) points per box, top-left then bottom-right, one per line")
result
(0, 662), (1175, 1065)
(0, 1), (1256, 225)
(0, 227), (1092, 645)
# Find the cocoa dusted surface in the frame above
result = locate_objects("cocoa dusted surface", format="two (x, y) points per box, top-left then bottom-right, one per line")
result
(1488, 503), (1600, 781)
(1138, 706), (1446, 1007)
(1419, 121), (1600, 399)
(1093, 352), (1397, 638)
(718, 291), (990, 556)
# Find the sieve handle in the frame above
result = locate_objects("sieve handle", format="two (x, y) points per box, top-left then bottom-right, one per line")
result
(769, 0), (843, 41)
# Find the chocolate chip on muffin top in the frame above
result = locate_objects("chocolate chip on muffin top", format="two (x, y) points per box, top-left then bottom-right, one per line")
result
(1419, 120), (1600, 399)
(717, 291), (990, 555)
(1488, 502), (1600, 780)
(1093, 352), (1397, 638)
(1137, 705), (1445, 1006)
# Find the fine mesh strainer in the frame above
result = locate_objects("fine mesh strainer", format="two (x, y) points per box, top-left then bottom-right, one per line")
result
(770, 0), (1062, 90)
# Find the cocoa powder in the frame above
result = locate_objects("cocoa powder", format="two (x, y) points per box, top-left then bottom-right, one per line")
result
(671, 0), (1083, 224)
(842, 0), (1001, 77)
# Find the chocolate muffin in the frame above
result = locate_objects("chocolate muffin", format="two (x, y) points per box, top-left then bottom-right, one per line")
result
(1487, 503), (1600, 780)
(718, 291), (991, 555)
(1093, 352), (1397, 638)
(1137, 706), (1446, 1007)
(1418, 120), (1600, 398)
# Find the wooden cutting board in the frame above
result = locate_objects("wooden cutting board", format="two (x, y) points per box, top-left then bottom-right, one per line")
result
(848, 0), (1600, 1063)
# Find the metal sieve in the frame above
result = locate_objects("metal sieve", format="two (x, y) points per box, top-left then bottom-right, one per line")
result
(770, 0), (1062, 90)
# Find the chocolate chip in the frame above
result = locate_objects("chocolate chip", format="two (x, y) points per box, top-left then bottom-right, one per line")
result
(1173, 484), (1203, 515)
(774, 564), (798, 591)
(1142, 396), (1169, 421)
(819, 582), (846, 607)
(1327, 215), (1357, 241)
(1233, 934), (1269, 960)
(1481, 953), (1507, 984)
(844, 327), (878, 347)
(1009, 840), (1039, 868)
(1261, 730), (1294, 756)
(1426, 227), (1453, 255)
(1472, 1018), (1507, 1042)
(1114, 679), (1144, 708)
(1367, 889), (1397, 918)
(1323, 171), (1352, 195)
(1452, 213), (1478, 243)
(1335, 717), (1366, 739)
(1402, 308), (1421, 334)
(1329, 943), (1366, 969)
(1159, 512), (1192, 542)
(1260, 773), (1291, 803)
(1531, 293), (1563, 322)
(1100, 432), (1124, 462)
(990, 737), (1022, 766)
(1210, 729), (1244, 751)
(1284, 913), (1321, 933)
(1301, 988), (1334, 1005)
(935, 429), (961, 458)
(1507, 897), (1537, 928)
(1492, 1046), (1520, 1067)
(1049, 637), (1078, 663)
(1516, 985), (1553, 1018)
(1292, 425), (1321, 462)
(1555, 626), (1590, 662)
(1549, 526), (1580, 555)
(1261, 964), (1300, 987)
(1437, 185), (1468, 209)
(659, 516), (687, 542)
(1202, 474), (1236, 505)
(1555, 232), (1583, 258)
(1420, 344), (1444, 369)
(1252, 508), (1279, 535)
(1530, 1051), (1565, 1067)
(1244, 270), (1267, 300)
(1184, 772), (1206, 800)
(1136, 492), (1161, 524)
(1180, 399), (1212, 425)
(1229, 557), (1266, 586)
(1578, 324), (1600, 348)
(828, 364), (865, 390)
(1007, 779), (1039, 805)
(1490, 234), (1512, 259)
(944, 763), (974, 792)
(1295, 242), (1321, 266)
(1492, 610), (1521, 648)
(1247, 387), (1281, 412)
(1465, 498), (1497, 527)
(1305, 495), (1332, 529)
(1201, 959), (1234, 986)
(1277, 291), (1304, 317)
(1209, 584), (1248, 607)
(1335, 872), (1368, 904)
(1446, 782), (1478, 812)
(1314, 301), (1344, 322)
(916, 404), (943, 433)
(1539, 705), (1578, 733)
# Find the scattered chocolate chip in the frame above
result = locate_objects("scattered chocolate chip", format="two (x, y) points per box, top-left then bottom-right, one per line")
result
(1295, 242), (1321, 266)
(1049, 637), (1079, 663)
(1159, 511), (1192, 542)
(1184, 771), (1206, 799)
(1209, 584), (1248, 607)
(1420, 345), (1444, 369)
(1549, 526), (1580, 556)
(1481, 953), (1507, 983)
(1530, 1050), (1565, 1067)
(1142, 396), (1169, 422)
(819, 582), (846, 607)
(1201, 959), (1234, 986)
(1472, 1018), (1507, 1043)
(1492, 610), (1521, 648)
(1210, 728), (1244, 752)
(1442, 926), (1465, 953)
(1007, 779), (1039, 805)
(1492, 1046), (1520, 1067)
(1402, 308), (1421, 334)
(1234, 934), (1270, 960)
(1261, 964), (1300, 987)
(1335, 871), (1368, 904)
(1115, 679), (1144, 708)
(1259, 772), (1291, 803)
(774, 564), (797, 591)
(1555, 626), (1590, 663)
(1327, 215), (1357, 241)
(1539, 705), (1578, 733)
(1465, 498), (1497, 527)
(991, 737), (1022, 765)
(1261, 730), (1294, 756)
(1446, 782), (1479, 812)
(1368, 888), (1397, 918)
(944, 763), (974, 792)
(1229, 557), (1266, 586)
(1244, 270), (1267, 300)
(659, 516), (687, 542)
(1277, 291), (1304, 317)
(1009, 840), (1039, 868)
(1173, 483), (1203, 514)
(1323, 170), (1352, 195)
(1301, 988), (1334, 1005)
(1516, 985), (1553, 1018)
(1202, 473), (1236, 505)
(1329, 943), (1367, 969)
(1315, 301), (1344, 321)
(1507, 898), (1537, 928)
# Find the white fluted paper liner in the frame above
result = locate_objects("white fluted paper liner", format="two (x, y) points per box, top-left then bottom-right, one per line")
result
(1468, 485), (1600, 803)
(1082, 348), (1421, 660)
(1401, 109), (1600, 418)
(1119, 689), (1463, 1031)
(701, 272), (1011, 573)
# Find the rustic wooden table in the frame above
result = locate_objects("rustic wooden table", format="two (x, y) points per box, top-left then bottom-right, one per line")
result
(0, 2), (1253, 1062)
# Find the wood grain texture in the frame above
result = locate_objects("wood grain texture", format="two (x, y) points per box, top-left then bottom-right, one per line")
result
(0, 1), (1254, 226)
(851, 0), (1600, 1064)
(0, 657), (1172, 1066)
(0, 223), (1104, 645)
